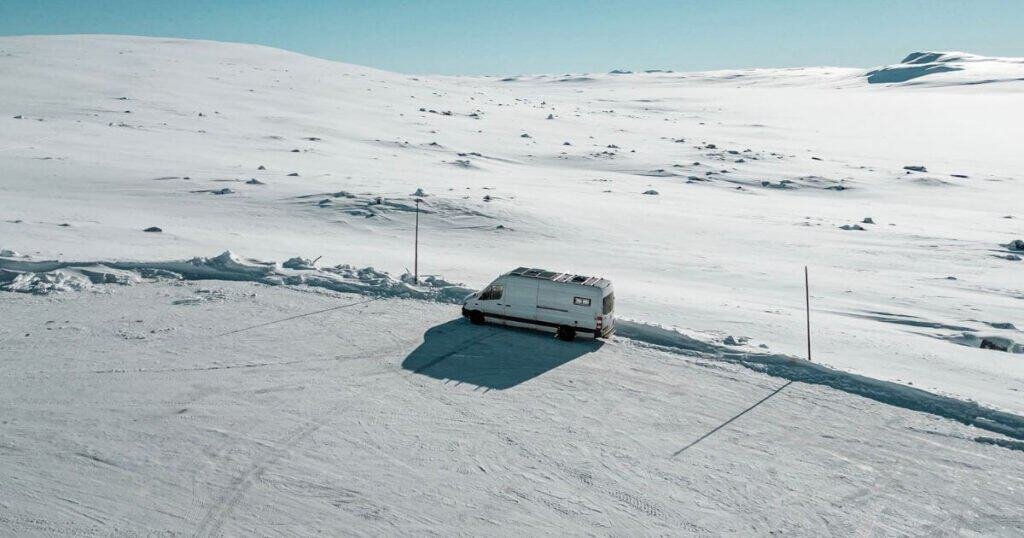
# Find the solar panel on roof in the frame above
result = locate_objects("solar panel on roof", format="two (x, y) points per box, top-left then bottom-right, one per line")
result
(505, 267), (608, 286)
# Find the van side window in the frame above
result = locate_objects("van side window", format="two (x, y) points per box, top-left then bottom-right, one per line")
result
(573, 296), (591, 306)
(479, 284), (503, 301)
(603, 293), (615, 314)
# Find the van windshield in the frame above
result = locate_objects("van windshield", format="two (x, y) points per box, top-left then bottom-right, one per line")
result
(602, 293), (614, 315)
(479, 284), (503, 301)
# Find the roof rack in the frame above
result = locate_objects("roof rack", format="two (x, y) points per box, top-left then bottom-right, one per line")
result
(506, 267), (610, 288)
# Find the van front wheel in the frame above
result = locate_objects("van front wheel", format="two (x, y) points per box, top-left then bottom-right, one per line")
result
(469, 311), (485, 325)
(556, 326), (576, 341)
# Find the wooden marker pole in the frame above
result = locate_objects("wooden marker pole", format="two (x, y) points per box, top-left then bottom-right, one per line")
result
(805, 266), (812, 362)
(414, 198), (421, 282)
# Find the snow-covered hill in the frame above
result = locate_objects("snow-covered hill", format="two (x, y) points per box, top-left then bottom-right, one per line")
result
(2, 34), (1024, 534)
(865, 51), (1024, 86)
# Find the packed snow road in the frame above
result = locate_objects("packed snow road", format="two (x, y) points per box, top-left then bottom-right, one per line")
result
(1, 281), (1023, 535)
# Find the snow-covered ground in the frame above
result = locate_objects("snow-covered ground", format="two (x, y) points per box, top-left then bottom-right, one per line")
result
(1, 35), (1023, 533)
(2, 281), (1023, 535)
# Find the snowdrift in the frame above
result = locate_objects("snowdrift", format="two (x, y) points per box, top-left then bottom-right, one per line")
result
(0, 250), (473, 303)
(5, 246), (1021, 444)
(617, 320), (1024, 441)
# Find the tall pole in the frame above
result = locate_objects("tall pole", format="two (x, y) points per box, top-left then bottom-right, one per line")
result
(805, 266), (812, 362)
(414, 198), (420, 282)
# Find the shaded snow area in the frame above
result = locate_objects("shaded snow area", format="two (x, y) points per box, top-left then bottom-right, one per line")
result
(2, 35), (1024, 533)
(2, 281), (1024, 535)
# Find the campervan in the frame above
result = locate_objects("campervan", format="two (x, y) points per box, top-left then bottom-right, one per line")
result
(462, 267), (615, 340)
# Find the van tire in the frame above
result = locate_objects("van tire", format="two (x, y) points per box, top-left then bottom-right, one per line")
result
(468, 311), (485, 325)
(556, 326), (576, 341)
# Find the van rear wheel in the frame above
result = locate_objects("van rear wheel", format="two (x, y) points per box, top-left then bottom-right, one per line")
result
(556, 326), (576, 341)
(468, 311), (485, 325)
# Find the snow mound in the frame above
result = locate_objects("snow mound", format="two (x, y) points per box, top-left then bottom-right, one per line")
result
(615, 320), (1024, 441)
(864, 51), (1024, 86)
(3, 269), (94, 294)
(0, 251), (473, 302)
(0, 264), (142, 294)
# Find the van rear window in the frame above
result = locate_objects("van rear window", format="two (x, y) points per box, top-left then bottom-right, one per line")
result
(602, 293), (615, 314)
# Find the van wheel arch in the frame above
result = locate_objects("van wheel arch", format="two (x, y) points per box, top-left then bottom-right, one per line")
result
(468, 310), (485, 325)
(556, 326), (576, 341)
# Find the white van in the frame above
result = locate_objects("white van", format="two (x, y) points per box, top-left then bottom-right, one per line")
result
(462, 267), (615, 341)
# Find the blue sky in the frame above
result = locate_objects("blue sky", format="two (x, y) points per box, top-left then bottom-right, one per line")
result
(2, 0), (1022, 75)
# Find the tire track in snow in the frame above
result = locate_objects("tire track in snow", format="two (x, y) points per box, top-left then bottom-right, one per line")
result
(193, 403), (343, 536)
(615, 320), (1024, 442)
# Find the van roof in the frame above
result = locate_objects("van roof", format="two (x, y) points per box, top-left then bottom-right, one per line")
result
(505, 267), (611, 289)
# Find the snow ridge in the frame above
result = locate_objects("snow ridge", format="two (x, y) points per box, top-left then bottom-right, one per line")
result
(616, 320), (1024, 442)
(0, 250), (473, 303)
(4, 248), (1021, 444)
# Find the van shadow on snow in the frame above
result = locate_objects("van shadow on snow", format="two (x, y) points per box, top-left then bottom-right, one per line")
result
(402, 318), (602, 390)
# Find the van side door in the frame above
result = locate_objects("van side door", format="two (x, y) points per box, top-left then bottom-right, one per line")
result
(502, 277), (539, 325)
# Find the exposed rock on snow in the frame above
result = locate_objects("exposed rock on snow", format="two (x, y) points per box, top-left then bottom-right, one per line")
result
(839, 224), (866, 231)
(642, 189), (659, 195)
(1006, 239), (1024, 251)
(942, 332), (1023, 354)
(862, 217), (875, 224)
(143, 226), (162, 232)
(723, 335), (749, 346)
(282, 256), (317, 270)
(761, 180), (795, 189)
(903, 165), (928, 172)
